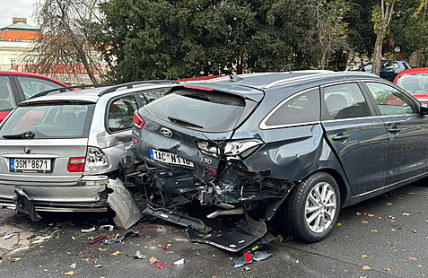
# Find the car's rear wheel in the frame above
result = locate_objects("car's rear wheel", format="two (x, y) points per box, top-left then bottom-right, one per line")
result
(284, 172), (340, 242)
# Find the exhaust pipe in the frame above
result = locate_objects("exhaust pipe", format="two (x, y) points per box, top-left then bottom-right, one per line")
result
(206, 207), (245, 219)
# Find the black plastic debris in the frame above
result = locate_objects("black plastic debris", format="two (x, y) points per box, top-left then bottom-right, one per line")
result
(103, 231), (139, 245)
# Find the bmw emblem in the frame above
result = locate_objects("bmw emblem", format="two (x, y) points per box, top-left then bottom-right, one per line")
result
(23, 146), (31, 154)
(160, 127), (173, 138)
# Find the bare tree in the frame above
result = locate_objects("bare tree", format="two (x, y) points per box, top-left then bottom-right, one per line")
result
(28, 0), (105, 84)
(372, 0), (397, 76)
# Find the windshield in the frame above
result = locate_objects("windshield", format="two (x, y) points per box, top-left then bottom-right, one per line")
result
(145, 89), (246, 132)
(0, 103), (95, 139)
(397, 74), (428, 94)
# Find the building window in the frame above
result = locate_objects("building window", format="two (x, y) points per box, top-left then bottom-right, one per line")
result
(8, 38), (12, 41)
(16, 38), (23, 42)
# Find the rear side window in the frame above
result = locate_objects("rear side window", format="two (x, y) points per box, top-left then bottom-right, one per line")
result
(323, 83), (371, 120)
(397, 74), (428, 94)
(0, 76), (16, 111)
(0, 103), (94, 139)
(16, 76), (64, 99)
(263, 88), (320, 128)
(145, 89), (246, 132)
(138, 87), (170, 104)
(365, 82), (417, 116)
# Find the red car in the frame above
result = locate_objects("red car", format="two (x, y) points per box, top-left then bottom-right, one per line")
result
(0, 71), (67, 123)
(394, 67), (428, 103)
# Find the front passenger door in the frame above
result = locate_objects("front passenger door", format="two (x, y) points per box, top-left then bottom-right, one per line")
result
(364, 82), (428, 188)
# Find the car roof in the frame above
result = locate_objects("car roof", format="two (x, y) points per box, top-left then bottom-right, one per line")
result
(394, 67), (428, 82)
(0, 71), (68, 86)
(178, 71), (379, 90)
(18, 81), (174, 105)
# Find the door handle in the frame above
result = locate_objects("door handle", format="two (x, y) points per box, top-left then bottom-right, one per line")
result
(332, 135), (350, 141)
(388, 128), (401, 134)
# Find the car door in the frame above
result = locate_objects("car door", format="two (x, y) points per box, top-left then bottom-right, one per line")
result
(321, 82), (389, 195)
(363, 82), (428, 189)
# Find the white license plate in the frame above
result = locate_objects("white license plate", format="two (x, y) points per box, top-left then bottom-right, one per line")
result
(149, 148), (194, 168)
(10, 158), (52, 173)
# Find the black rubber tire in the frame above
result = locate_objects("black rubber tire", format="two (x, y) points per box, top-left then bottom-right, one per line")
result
(284, 172), (341, 242)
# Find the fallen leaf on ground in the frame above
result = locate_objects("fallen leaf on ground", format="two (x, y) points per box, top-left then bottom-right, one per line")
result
(356, 212), (362, 216)
(362, 265), (371, 270)
(244, 266), (250, 271)
(368, 214), (375, 217)
(98, 248), (106, 251)
(64, 271), (75, 276)
(111, 251), (124, 256)
(361, 254), (368, 259)
(386, 203), (392, 206)
(383, 267), (391, 272)
(337, 223), (342, 227)
(402, 213), (410, 216)
(371, 230), (378, 233)
(361, 220), (369, 224)
(149, 257), (159, 264)
(408, 192), (414, 195)
(409, 257), (419, 261)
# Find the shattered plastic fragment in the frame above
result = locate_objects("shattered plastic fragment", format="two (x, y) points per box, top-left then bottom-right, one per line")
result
(134, 250), (147, 259)
(100, 225), (114, 231)
(174, 258), (185, 265)
(94, 265), (102, 268)
(89, 234), (106, 244)
(70, 263), (77, 269)
(233, 252), (253, 268)
(157, 262), (167, 268)
(3, 233), (19, 240)
(31, 230), (61, 245)
(103, 231), (139, 245)
(253, 251), (272, 261)
(81, 227), (96, 233)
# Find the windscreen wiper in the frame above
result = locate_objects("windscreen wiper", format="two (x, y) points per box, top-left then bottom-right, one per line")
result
(167, 117), (203, 129)
(2, 131), (35, 139)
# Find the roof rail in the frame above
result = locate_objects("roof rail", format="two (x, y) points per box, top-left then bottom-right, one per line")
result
(30, 84), (110, 99)
(98, 80), (174, 96)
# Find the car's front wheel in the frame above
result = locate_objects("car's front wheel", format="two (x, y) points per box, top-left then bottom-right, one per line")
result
(284, 172), (341, 242)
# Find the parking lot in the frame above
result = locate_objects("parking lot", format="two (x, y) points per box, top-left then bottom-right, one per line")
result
(0, 179), (426, 278)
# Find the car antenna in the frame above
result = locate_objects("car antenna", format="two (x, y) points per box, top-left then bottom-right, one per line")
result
(229, 74), (243, 82)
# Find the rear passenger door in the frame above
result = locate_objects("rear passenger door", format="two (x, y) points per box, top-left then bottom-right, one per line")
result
(321, 82), (389, 195)
(363, 82), (428, 188)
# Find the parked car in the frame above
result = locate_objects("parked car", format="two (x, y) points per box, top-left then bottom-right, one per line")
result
(0, 71), (68, 123)
(128, 71), (428, 251)
(0, 81), (173, 228)
(394, 67), (428, 103)
(356, 60), (411, 81)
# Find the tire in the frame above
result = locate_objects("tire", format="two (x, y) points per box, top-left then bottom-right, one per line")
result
(284, 172), (341, 242)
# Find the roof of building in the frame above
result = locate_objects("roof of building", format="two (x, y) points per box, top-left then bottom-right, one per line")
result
(0, 21), (39, 32)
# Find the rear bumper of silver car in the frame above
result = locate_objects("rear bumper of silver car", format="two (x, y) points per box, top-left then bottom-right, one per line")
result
(0, 176), (143, 228)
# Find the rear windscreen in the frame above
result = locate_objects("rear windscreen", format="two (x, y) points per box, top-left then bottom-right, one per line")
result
(145, 89), (246, 132)
(0, 103), (94, 139)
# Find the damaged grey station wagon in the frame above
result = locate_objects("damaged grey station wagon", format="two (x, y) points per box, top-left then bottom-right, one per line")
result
(128, 71), (428, 252)
(0, 81), (172, 228)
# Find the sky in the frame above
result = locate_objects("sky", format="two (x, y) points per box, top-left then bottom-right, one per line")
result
(0, 0), (38, 28)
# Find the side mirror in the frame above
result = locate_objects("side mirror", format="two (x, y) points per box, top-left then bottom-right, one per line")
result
(361, 68), (365, 72)
(419, 101), (428, 115)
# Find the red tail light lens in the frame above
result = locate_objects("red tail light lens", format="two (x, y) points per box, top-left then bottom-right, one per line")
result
(133, 110), (145, 129)
(68, 157), (85, 172)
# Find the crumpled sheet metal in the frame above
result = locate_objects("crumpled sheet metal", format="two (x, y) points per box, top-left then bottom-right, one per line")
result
(234, 251), (272, 268)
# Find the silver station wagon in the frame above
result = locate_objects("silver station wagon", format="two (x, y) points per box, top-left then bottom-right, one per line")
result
(0, 81), (172, 228)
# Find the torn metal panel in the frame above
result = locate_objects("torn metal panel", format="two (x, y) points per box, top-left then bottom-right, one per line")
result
(106, 178), (143, 229)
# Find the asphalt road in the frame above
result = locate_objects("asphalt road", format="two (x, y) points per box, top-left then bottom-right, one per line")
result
(0, 180), (427, 278)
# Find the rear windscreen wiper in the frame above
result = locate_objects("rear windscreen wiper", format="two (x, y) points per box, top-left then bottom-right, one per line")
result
(167, 117), (203, 129)
(2, 131), (35, 139)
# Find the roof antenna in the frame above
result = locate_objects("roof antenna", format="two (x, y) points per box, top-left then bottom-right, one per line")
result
(229, 74), (243, 82)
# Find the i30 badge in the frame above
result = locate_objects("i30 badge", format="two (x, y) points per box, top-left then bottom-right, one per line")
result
(23, 146), (31, 154)
(160, 127), (173, 138)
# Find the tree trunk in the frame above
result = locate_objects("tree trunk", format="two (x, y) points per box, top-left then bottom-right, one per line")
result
(372, 33), (384, 76)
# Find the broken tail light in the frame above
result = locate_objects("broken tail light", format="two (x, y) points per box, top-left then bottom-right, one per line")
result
(197, 139), (264, 160)
(84, 146), (110, 172)
(133, 110), (145, 129)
